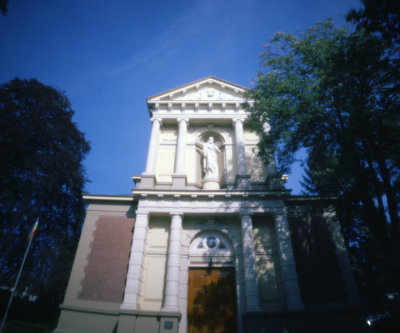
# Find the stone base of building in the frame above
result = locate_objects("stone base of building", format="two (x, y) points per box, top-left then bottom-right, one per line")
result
(54, 306), (181, 333)
(53, 305), (119, 333)
(118, 310), (181, 333)
(243, 308), (368, 333)
(54, 306), (368, 333)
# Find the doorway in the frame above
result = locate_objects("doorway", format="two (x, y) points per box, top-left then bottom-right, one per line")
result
(187, 267), (237, 333)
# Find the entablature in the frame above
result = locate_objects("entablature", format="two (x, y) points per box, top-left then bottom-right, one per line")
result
(150, 113), (248, 124)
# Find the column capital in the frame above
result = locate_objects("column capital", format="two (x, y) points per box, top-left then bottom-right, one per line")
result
(274, 207), (288, 217)
(170, 210), (184, 217)
(150, 117), (162, 124)
(239, 212), (252, 218)
(135, 211), (149, 218)
(232, 117), (245, 126)
(177, 117), (189, 124)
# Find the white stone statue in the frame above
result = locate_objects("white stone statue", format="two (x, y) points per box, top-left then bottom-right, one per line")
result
(196, 136), (221, 180)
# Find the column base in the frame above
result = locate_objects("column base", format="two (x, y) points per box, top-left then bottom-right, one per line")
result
(286, 303), (305, 311)
(117, 313), (137, 333)
(285, 292), (305, 311)
(120, 303), (139, 311)
(161, 305), (179, 312)
(243, 310), (265, 333)
(172, 174), (187, 188)
(202, 177), (220, 189)
(267, 175), (286, 190)
(118, 310), (180, 333)
(138, 173), (156, 188)
(245, 306), (264, 312)
(235, 174), (251, 189)
(160, 313), (181, 333)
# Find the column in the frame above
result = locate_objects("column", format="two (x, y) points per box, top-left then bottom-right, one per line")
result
(120, 212), (149, 310)
(145, 118), (161, 174)
(274, 209), (304, 311)
(162, 213), (183, 312)
(174, 118), (188, 174)
(233, 118), (247, 175)
(241, 214), (263, 312)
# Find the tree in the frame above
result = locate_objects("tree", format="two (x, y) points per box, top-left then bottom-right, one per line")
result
(0, 78), (90, 319)
(347, 0), (400, 144)
(0, 0), (9, 15)
(347, 0), (400, 46)
(246, 20), (400, 294)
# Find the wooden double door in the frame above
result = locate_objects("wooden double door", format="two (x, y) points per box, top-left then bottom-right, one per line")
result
(188, 267), (237, 333)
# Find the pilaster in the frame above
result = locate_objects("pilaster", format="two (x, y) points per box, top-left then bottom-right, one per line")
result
(162, 213), (183, 312)
(172, 118), (188, 188)
(274, 209), (304, 311)
(233, 118), (250, 189)
(120, 212), (149, 310)
(240, 214), (263, 312)
(141, 118), (161, 188)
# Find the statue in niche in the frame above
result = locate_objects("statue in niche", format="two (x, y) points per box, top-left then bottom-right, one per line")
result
(196, 136), (221, 180)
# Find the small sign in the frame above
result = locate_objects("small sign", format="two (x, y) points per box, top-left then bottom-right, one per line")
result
(164, 321), (173, 330)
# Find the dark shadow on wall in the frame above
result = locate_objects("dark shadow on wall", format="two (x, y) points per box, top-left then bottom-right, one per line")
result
(252, 215), (284, 309)
(287, 204), (347, 305)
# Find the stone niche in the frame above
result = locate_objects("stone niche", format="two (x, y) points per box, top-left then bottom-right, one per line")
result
(196, 131), (226, 189)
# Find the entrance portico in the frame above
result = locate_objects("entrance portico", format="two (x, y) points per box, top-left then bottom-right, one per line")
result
(118, 191), (303, 333)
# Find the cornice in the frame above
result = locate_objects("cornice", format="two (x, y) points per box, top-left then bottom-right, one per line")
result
(131, 189), (291, 199)
(284, 195), (338, 203)
(82, 194), (136, 202)
(147, 76), (247, 101)
(148, 113), (249, 123)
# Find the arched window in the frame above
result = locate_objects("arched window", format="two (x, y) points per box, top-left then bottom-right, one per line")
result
(189, 231), (234, 267)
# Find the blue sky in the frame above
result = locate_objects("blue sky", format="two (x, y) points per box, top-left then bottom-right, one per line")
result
(1, 0), (362, 195)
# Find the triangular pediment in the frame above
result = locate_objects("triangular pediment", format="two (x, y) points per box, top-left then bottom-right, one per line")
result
(147, 76), (246, 103)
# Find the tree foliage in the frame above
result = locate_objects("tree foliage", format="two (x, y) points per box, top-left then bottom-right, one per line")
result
(347, 0), (400, 112)
(0, 78), (90, 318)
(347, 0), (400, 46)
(0, 0), (9, 15)
(246, 19), (400, 293)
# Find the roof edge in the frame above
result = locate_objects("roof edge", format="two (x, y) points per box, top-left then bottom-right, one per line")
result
(83, 194), (136, 202)
(146, 76), (247, 101)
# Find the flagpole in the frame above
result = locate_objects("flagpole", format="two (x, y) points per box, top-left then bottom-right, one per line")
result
(0, 218), (39, 333)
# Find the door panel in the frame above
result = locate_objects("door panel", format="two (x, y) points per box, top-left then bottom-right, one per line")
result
(188, 267), (237, 333)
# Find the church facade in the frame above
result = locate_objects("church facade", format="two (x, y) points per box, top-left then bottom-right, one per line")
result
(54, 77), (366, 333)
